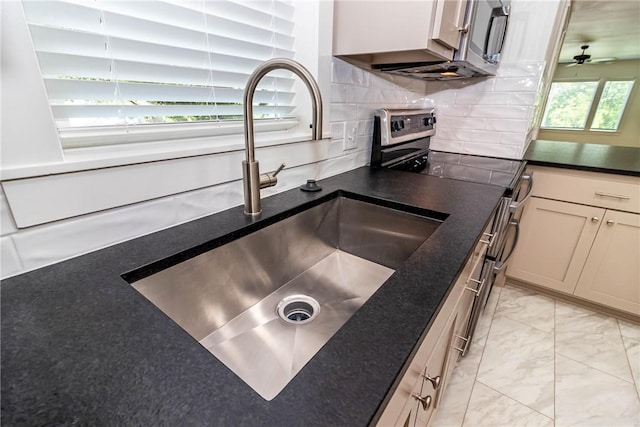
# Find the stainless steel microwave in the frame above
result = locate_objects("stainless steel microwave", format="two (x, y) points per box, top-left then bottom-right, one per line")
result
(461, 0), (510, 69)
(373, 0), (511, 80)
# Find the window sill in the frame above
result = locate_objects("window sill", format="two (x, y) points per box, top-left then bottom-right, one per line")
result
(1, 130), (334, 228)
(539, 128), (621, 135)
(0, 125), (324, 181)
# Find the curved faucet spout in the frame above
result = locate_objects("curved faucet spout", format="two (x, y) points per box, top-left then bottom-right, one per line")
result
(242, 58), (324, 215)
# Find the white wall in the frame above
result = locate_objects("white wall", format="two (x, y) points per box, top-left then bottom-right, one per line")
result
(0, 57), (433, 279)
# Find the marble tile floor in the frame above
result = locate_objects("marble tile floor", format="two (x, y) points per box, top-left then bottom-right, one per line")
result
(431, 282), (640, 427)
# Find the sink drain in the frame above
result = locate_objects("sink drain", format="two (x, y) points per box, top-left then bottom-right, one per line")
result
(277, 295), (321, 324)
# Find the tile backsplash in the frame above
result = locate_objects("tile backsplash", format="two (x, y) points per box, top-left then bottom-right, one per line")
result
(427, 62), (545, 159)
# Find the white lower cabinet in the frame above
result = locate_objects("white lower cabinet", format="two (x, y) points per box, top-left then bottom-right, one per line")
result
(507, 166), (640, 317)
(508, 197), (604, 294)
(573, 210), (640, 314)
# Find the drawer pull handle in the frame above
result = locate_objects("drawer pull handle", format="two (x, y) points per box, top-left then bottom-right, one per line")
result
(453, 335), (469, 355)
(606, 219), (615, 226)
(591, 217), (600, 223)
(422, 374), (441, 390)
(480, 232), (494, 246)
(412, 393), (432, 410)
(465, 278), (485, 296)
(595, 191), (631, 200)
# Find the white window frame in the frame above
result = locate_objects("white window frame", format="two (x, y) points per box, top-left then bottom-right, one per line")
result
(1, 0), (334, 228)
(540, 77), (636, 133)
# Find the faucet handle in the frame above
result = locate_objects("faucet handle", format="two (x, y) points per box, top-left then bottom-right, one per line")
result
(260, 163), (286, 189)
(272, 163), (286, 177)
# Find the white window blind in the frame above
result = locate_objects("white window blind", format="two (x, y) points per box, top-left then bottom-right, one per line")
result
(21, 0), (298, 147)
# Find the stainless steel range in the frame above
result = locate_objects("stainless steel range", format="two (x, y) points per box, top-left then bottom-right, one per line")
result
(371, 108), (533, 353)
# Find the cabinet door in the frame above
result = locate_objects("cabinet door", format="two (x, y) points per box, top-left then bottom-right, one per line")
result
(395, 379), (421, 427)
(415, 313), (458, 427)
(574, 211), (640, 315)
(432, 0), (467, 49)
(507, 197), (605, 294)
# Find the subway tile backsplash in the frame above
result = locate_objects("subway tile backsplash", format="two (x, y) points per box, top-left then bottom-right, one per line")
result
(430, 60), (545, 159)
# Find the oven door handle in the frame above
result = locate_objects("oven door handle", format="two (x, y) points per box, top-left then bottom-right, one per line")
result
(509, 173), (534, 213)
(494, 218), (519, 273)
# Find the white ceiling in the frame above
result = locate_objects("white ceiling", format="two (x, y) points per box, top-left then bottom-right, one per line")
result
(558, 0), (640, 63)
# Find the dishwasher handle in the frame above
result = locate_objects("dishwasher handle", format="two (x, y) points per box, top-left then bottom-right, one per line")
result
(494, 218), (519, 273)
(509, 173), (533, 213)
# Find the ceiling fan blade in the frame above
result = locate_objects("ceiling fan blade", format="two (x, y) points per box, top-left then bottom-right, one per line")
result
(590, 57), (617, 63)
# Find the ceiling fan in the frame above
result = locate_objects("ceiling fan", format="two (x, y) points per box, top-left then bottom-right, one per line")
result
(566, 45), (617, 67)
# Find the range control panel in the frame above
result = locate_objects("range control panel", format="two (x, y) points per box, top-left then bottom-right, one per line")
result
(377, 108), (436, 146)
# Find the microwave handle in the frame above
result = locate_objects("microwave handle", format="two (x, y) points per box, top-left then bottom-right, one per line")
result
(483, 4), (510, 64)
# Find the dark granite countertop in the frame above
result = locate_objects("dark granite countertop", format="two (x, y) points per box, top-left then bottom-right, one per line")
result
(1, 167), (504, 426)
(525, 140), (640, 176)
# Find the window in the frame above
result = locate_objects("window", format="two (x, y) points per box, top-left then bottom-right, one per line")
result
(2, 0), (331, 228)
(541, 79), (635, 132)
(591, 81), (635, 131)
(21, 0), (300, 148)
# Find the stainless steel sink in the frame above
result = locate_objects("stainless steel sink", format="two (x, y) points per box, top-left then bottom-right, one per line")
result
(129, 195), (441, 400)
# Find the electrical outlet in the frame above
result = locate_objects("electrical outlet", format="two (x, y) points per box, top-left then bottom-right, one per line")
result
(344, 123), (358, 150)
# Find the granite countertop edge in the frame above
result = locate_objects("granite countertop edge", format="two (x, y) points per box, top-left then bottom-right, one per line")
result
(525, 140), (640, 176)
(0, 167), (505, 426)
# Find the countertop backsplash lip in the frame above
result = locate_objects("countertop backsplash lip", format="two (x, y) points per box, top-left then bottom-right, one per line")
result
(1, 166), (505, 426)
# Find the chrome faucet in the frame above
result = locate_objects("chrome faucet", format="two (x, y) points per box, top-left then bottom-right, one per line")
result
(242, 58), (323, 215)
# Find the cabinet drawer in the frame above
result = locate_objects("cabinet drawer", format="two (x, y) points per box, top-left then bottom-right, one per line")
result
(529, 166), (640, 214)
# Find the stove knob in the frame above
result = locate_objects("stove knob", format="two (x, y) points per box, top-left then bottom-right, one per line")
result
(423, 117), (434, 127)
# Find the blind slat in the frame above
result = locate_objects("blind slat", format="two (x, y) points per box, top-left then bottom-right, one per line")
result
(22, 0), (300, 143)
(29, 25), (295, 64)
(23, 1), (294, 47)
(51, 104), (296, 119)
(44, 79), (296, 104)
(37, 52), (296, 89)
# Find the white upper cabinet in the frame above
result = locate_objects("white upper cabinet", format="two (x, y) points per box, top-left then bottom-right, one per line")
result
(333, 0), (468, 63)
(432, 0), (468, 50)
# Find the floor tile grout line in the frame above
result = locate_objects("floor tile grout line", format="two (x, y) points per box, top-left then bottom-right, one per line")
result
(617, 319), (640, 402)
(481, 284), (555, 423)
(475, 379), (555, 424)
(555, 351), (640, 391)
(493, 312), (555, 336)
(459, 380), (479, 427)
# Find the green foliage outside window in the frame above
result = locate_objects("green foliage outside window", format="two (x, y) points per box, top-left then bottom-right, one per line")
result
(541, 79), (635, 132)
(591, 81), (635, 130)
(541, 81), (598, 129)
